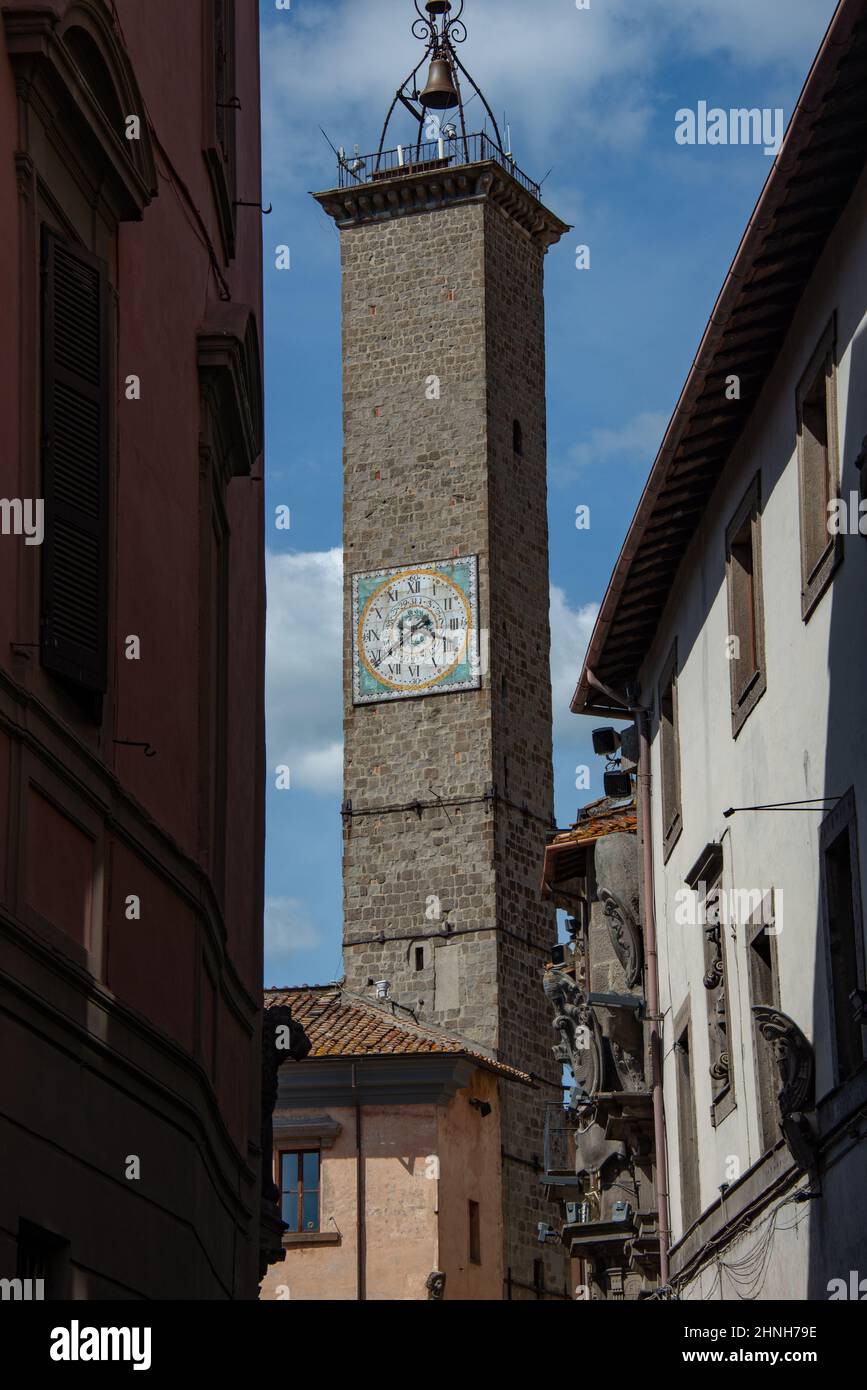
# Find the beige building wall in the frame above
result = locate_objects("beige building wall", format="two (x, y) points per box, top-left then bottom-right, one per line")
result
(260, 1072), (505, 1301)
(436, 1070), (503, 1300)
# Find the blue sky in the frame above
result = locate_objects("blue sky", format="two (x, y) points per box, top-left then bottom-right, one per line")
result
(259, 0), (839, 988)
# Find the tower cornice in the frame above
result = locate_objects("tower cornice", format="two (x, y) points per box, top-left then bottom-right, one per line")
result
(313, 159), (570, 250)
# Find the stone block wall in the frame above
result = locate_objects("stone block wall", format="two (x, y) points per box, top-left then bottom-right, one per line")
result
(333, 176), (567, 1296)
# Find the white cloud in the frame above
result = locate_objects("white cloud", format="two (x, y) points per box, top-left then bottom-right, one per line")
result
(266, 548), (343, 794)
(265, 896), (322, 957)
(261, 0), (836, 197)
(265, 549), (594, 770)
(663, 0), (836, 67)
(554, 409), (668, 482)
(550, 584), (599, 744)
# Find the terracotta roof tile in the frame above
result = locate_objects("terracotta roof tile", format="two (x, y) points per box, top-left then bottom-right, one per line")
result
(542, 798), (637, 897)
(264, 985), (533, 1084)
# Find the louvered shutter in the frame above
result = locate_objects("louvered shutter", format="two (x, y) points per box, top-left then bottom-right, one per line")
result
(41, 228), (109, 694)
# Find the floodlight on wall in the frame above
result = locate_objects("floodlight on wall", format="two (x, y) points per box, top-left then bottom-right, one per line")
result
(604, 770), (633, 799)
(592, 727), (621, 757)
(368, 978), (391, 1000)
(469, 1098), (492, 1118)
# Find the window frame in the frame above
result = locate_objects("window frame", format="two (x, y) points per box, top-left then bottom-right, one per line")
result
(673, 1002), (701, 1232)
(796, 315), (842, 621)
(746, 900), (781, 1154)
(468, 1198), (481, 1265)
(685, 843), (737, 1126)
(725, 472), (766, 737)
(658, 641), (683, 863)
(203, 0), (238, 262)
(819, 788), (866, 1088)
(40, 225), (111, 709)
(278, 1146), (322, 1237)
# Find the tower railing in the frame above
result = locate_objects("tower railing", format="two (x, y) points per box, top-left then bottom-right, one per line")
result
(336, 131), (541, 200)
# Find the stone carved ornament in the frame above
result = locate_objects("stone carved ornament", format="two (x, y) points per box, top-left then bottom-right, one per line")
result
(752, 1005), (817, 1175)
(599, 888), (643, 991)
(594, 833), (643, 991)
(543, 965), (605, 1098)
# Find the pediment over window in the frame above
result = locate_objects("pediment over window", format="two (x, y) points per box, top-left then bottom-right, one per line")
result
(197, 303), (263, 478)
(273, 1114), (342, 1149)
(3, 0), (157, 220)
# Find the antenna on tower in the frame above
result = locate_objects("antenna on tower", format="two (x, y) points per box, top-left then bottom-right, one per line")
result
(320, 126), (366, 183)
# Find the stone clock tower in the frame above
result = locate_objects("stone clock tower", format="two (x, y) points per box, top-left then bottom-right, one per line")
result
(315, 0), (569, 1298)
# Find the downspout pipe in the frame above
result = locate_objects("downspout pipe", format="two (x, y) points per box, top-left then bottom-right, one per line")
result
(587, 670), (671, 1286)
(637, 708), (671, 1287)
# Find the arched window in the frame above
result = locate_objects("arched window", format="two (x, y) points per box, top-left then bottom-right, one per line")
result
(513, 419), (523, 456)
(64, 27), (126, 130)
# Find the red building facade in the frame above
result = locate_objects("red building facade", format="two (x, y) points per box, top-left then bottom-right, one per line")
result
(0, 0), (266, 1298)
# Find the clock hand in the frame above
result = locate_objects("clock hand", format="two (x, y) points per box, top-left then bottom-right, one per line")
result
(372, 615), (435, 670)
(372, 620), (422, 669)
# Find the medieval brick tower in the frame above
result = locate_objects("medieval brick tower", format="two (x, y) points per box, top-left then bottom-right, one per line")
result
(314, 0), (569, 1298)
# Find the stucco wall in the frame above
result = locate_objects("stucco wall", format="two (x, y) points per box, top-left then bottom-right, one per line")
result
(260, 1071), (506, 1301)
(638, 159), (867, 1294)
(0, 0), (265, 1298)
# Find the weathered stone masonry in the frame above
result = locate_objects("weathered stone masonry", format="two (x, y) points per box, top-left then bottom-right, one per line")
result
(315, 165), (569, 1296)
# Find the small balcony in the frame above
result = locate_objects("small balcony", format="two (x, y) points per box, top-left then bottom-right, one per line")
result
(335, 131), (541, 200)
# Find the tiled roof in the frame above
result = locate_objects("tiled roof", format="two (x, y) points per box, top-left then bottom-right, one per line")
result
(264, 984), (533, 1085)
(542, 797), (637, 897)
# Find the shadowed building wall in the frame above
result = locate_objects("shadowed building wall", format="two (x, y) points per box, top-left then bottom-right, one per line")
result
(0, 0), (266, 1298)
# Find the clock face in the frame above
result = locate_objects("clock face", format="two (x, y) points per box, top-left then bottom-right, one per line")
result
(352, 555), (480, 704)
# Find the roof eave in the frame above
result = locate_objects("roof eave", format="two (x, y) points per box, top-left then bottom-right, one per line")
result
(572, 0), (867, 716)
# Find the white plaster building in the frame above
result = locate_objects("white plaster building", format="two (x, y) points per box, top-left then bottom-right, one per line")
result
(572, 0), (867, 1300)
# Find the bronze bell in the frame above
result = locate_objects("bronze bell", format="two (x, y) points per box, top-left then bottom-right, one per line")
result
(420, 55), (459, 110)
(426, 1), (451, 13)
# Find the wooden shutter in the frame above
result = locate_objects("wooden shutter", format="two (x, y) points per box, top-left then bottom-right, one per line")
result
(41, 228), (109, 694)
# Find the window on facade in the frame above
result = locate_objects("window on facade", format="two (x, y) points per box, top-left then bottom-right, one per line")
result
(414, 946), (425, 972)
(512, 419), (523, 456)
(821, 791), (865, 1086)
(748, 910), (780, 1153)
(725, 474), (766, 736)
(205, 0), (238, 261)
(280, 1150), (321, 1234)
(468, 1199), (481, 1265)
(674, 1013), (701, 1230)
(686, 844), (735, 1124)
(17, 1220), (69, 1299)
(40, 227), (110, 708)
(658, 645), (682, 862)
(797, 317), (841, 619)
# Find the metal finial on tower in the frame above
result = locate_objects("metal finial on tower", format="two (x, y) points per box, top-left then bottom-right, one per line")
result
(375, 0), (505, 169)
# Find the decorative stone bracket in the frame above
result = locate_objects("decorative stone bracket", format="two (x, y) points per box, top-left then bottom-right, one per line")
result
(752, 1005), (818, 1177)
